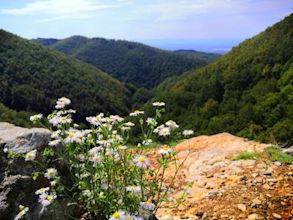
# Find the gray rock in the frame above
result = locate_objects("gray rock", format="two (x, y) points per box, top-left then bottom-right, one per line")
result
(0, 123), (74, 220)
(282, 146), (293, 156)
(0, 122), (50, 153)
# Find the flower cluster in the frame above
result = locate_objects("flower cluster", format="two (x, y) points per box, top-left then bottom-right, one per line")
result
(13, 97), (194, 219)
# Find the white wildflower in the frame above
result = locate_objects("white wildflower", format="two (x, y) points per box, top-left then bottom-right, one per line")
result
(35, 187), (50, 195)
(140, 201), (155, 210)
(158, 145), (173, 155)
(48, 139), (60, 146)
(165, 120), (179, 129)
(152, 102), (165, 107)
(44, 168), (57, 179)
(133, 155), (150, 168)
(55, 97), (71, 109)
(146, 117), (157, 126)
(109, 210), (126, 220)
(158, 126), (171, 136)
(38, 193), (57, 207)
(25, 149), (37, 161)
(142, 139), (153, 146)
(182, 130), (194, 137)
(14, 205), (29, 220)
(129, 110), (144, 116)
(30, 114), (43, 122)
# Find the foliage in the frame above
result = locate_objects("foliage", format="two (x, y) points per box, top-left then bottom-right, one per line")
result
(6, 98), (194, 220)
(0, 29), (132, 124)
(151, 14), (293, 145)
(264, 147), (293, 164)
(233, 152), (259, 160)
(34, 36), (220, 88)
(0, 102), (33, 127)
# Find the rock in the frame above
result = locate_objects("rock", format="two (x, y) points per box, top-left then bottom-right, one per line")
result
(273, 162), (282, 166)
(0, 122), (50, 153)
(0, 123), (76, 220)
(247, 213), (259, 220)
(237, 204), (246, 212)
(282, 146), (293, 156)
(272, 213), (281, 219)
(159, 215), (174, 220)
(263, 168), (273, 176)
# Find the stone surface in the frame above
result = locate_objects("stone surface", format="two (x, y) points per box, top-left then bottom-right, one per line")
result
(0, 122), (75, 220)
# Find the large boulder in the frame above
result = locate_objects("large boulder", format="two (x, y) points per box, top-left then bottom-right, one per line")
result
(0, 122), (74, 220)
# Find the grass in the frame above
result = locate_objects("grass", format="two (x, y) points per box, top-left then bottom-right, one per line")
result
(264, 147), (293, 164)
(233, 146), (293, 164)
(233, 152), (259, 161)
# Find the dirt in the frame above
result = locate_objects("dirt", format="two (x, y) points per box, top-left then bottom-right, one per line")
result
(155, 133), (293, 220)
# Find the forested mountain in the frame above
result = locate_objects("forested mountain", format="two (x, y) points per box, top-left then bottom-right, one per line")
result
(33, 36), (220, 88)
(150, 14), (293, 145)
(0, 29), (131, 124)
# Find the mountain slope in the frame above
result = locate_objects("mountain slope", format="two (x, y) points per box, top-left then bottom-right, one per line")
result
(33, 36), (220, 88)
(0, 30), (131, 121)
(151, 14), (293, 144)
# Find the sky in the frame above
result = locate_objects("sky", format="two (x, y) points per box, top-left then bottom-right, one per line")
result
(0, 0), (292, 52)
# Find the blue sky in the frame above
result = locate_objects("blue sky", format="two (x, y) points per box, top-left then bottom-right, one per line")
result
(0, 0), (292, 51)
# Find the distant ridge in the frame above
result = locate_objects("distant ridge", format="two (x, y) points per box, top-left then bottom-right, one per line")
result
(33, 36), (220, 88)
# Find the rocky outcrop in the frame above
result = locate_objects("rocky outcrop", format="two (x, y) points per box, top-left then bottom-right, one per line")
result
(156, 133), (293, 220)
(0, 122), (62, 219)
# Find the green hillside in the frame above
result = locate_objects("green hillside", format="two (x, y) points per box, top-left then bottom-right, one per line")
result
(151, 14), (293, 145)
(0, 30), (131, 122)
(34, 36), (220, 88)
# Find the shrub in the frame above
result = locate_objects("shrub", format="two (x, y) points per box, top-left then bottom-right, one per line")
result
(5, 98), (194, 220)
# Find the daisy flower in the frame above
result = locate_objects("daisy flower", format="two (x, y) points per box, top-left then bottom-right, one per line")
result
(109, 210), (126, 220)
(129, 110), (144, 116)
(30, 114), (43, 122)
(44, 168), (58, 179)
(14, 205), (29, 220)
(35, 187), (50, 195)
(158, 145), (173, 155)
(133, 155), (150, 168)
(25, 149), (37, 161)
(165, 120), (179, 129)
(140, 201), (155, 210)
(38, 193), (57, 207)
(152, 102), (165, 107)
(182, 130), (194, 137)
(158, 126), (171, 136)
(48, 139), (60, 146)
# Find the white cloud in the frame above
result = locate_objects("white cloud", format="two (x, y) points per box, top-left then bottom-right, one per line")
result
(1, 0), (125, 20)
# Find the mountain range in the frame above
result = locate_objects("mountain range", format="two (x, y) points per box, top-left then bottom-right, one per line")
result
(33, 36), (220, 88)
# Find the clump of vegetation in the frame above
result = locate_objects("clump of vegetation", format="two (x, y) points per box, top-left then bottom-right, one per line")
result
(233, 146), (293, 164)
(5, 97), (194, 220)
(233, 152), (259, 161)
(264, 147), (293, 164)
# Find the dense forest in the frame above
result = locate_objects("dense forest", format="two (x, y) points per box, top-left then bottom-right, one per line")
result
(149, 14), (293, 145)
(0, 29), (132, 124)
(34, 36), (220, 88)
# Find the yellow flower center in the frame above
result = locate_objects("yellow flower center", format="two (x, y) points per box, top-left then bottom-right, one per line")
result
(48, 169), (55, 175)
(19, 210), (25, 216)
(46, 195), (53, 202)
(113, 212), (120, 218)
(138, 156), (145, 163)
(162, 146), (169, 151)
(68, 133), (74, 138)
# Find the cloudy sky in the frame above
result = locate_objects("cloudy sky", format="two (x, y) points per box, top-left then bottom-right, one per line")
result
(0, 0), (292, 51)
